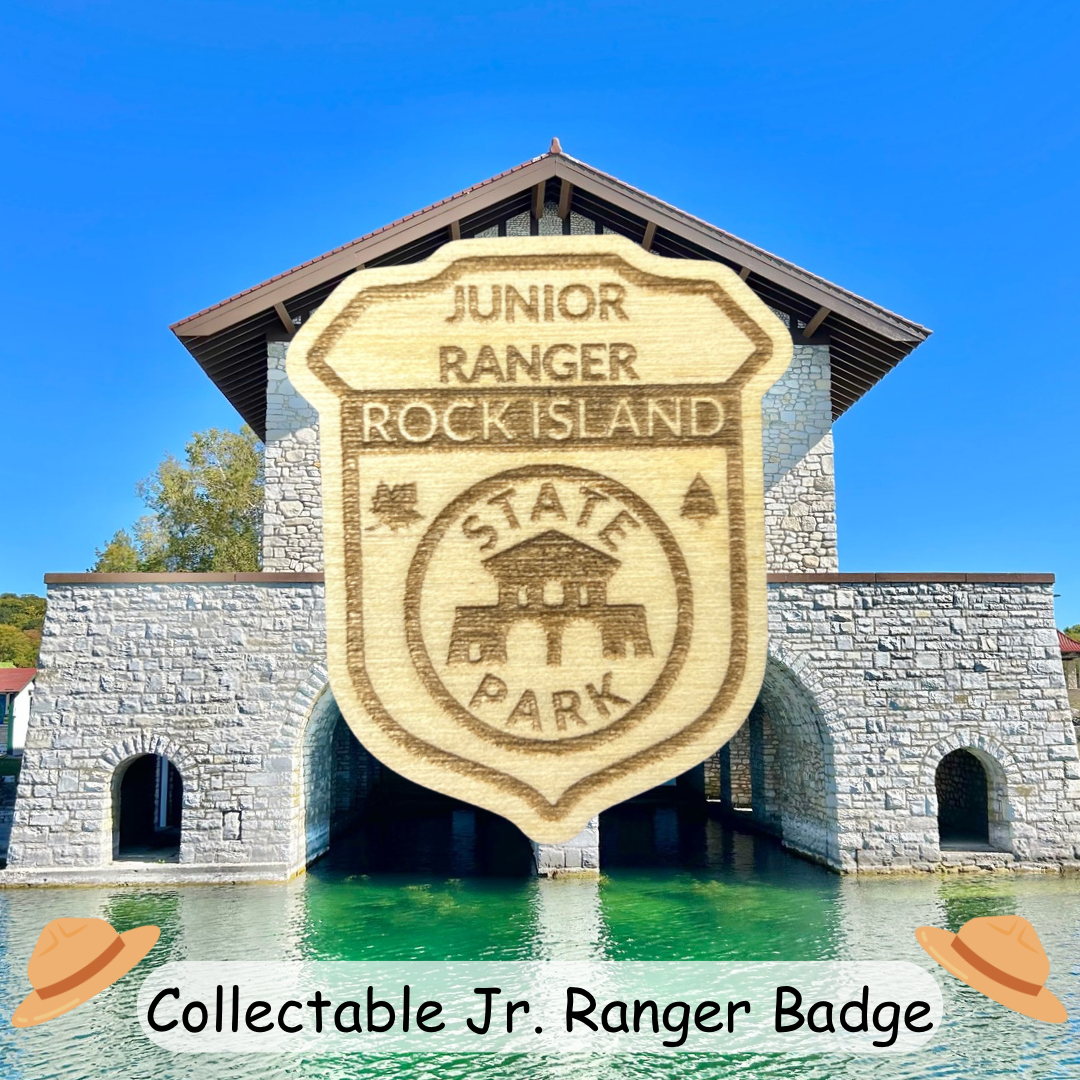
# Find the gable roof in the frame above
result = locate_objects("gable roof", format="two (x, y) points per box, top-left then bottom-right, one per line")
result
(0, 668), (36, 695)
(484, 530), (619, 580)
(1059, 630), (1080, 654)
(171, 141), (931, 439)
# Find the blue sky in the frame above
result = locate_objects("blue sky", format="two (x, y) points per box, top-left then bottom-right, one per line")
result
(3, 1), (1079, 623)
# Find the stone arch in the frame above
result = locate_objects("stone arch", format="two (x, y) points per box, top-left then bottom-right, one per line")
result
(294, 681), (342, 868)
(100, 734), (196, 864)
(283, 666), (335, 870)
(110, 752), (184, 862)
(751, 652), (837, 867)
(919, 733), (1015, 853)
(99, 732), (197, 777)
(288, 675), (535, 878)
(291, 678), (381, 872)
(709, 648), (838, 867)
(280, 664), (330, 750)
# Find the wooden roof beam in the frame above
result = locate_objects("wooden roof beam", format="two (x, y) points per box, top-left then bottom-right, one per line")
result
(558, 179), (573, 220)
(803, 305), (830, 338)
(738, 266), (751, 281)
(449, 220), (461, 241)
(532, 181), (546, 220)
(641, 221), (657, 251)
(273, 302), (296, 337)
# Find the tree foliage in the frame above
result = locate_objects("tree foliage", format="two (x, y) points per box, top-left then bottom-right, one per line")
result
(93, 530), (140, 572)
(0, 593), (45, 667)
(1064, 625), (1080, 644)
(92, 426), (264, 573)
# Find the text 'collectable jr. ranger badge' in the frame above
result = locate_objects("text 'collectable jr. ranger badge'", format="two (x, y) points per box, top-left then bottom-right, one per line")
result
(287, 235), (792, 843)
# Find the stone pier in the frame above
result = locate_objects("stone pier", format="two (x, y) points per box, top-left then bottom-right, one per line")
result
(531, 819), (600, 876)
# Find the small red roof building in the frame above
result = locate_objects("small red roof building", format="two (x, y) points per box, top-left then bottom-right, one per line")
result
(0, 669), (36, 695)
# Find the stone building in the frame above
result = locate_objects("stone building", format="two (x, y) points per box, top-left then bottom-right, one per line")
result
(4, 143), (1078, 884)
(447, 530), (653, 667)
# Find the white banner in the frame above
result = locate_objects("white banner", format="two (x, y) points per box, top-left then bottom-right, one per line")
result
(138, 960), (942, 1055)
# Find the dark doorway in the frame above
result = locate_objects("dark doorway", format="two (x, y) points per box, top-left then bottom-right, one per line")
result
(936, 749), (989, 848)
(308, 711), (534, 878)
(115, 754), (182, 861)
(324, 765), (535, 878)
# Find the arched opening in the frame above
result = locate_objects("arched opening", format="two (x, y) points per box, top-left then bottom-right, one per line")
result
(301, 689), (376, 865)
(601, 659), (835, 870)
(700, 657), (835, 867)
(936, 749), (991, 849)
(299, 687), (533, 877)
(113, 754), (182, 862)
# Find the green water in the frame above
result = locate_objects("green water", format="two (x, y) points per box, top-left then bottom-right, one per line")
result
(1, 815), (1079, 1079)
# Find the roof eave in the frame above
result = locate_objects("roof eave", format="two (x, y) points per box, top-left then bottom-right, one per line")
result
(171, 149), (929, 350)
(170, 154), (559, 340)
(553, 154), (930, 345)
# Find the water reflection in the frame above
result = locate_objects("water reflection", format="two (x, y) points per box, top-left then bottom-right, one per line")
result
(0, 810), (1076, 1079)
(532, 874), (607, 961)
(322, 787), (535, 879)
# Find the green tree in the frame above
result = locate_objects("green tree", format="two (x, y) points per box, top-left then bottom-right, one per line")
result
(0, 593), (46, 631)
(0, 624), (38, 668)
(1064, 625), (1080, 644)
(92, 530), (140, 572)
(0, 594), (46, 667)
(91, 426), (263, 573)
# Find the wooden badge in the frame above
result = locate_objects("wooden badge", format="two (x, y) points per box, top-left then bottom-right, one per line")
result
(287, 235), (793, 842)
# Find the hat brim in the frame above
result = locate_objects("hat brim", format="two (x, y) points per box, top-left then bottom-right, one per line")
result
(916, 925), (1066, 1024)
(11, 925), (160, 1029)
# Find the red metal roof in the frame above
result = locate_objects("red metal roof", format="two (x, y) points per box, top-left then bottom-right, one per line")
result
(0, 668), (36, 694)
(1058, 631), (1080, 653)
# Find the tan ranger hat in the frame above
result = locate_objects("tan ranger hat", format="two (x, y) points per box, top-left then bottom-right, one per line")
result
(916, 915), (1066, 1024)
(12, 917), (160, 1028)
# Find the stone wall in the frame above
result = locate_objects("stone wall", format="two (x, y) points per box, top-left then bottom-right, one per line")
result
(705, 721), (752, 805)
(263, 342), (323, 572)
(532, 817), (600, 875)
(761, 344), (836, 571)
(6, 575), (1076, 883)
(762, 579), (1080, 871)
(261, 250), (837, 576)
(727, 722), (752, 807)
(5, 581), (328, 878)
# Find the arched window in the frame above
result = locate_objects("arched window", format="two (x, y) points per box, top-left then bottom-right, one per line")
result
(114, 754), (182, 861)
(935, 749), (989, 848)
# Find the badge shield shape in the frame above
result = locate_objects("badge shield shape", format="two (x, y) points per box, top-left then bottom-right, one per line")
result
(287, 235), (793, 843)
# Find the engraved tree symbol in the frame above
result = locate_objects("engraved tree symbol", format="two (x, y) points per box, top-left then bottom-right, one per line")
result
(680, 474), (718, 524)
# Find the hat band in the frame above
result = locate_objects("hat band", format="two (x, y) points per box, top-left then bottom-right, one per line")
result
(37, 937), (126, 1000)
(951, 936), (1043, 997)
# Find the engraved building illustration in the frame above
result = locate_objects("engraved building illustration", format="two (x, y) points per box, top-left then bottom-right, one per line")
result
(447, 530), (653, 666)
(3, 140), (1078, 883)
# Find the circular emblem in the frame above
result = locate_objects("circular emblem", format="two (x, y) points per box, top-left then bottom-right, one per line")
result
(405, 465), (692, 745)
